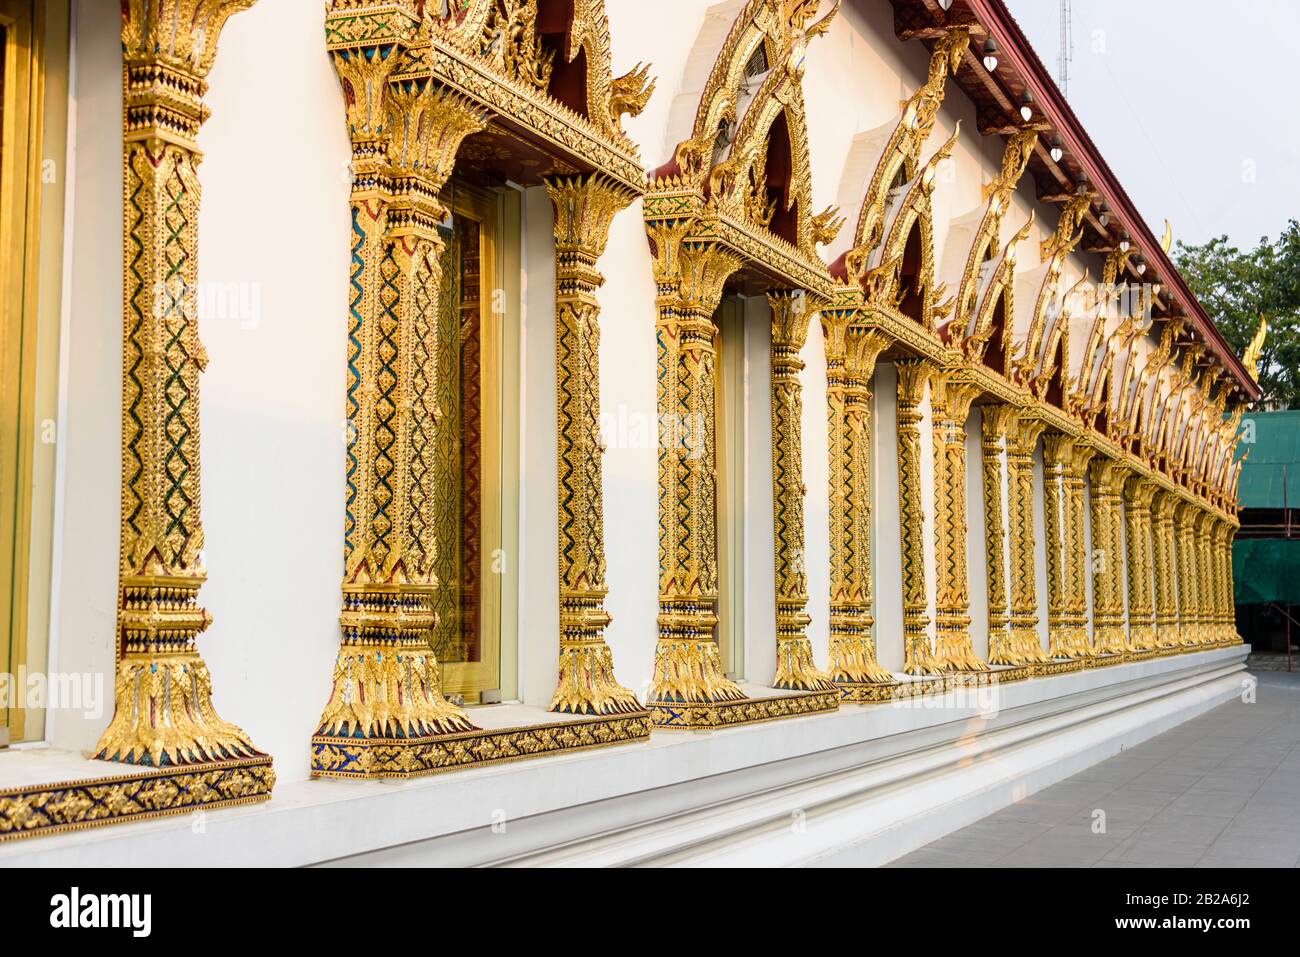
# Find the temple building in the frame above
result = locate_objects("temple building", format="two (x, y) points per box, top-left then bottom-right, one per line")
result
(0, 0), (1261, 866)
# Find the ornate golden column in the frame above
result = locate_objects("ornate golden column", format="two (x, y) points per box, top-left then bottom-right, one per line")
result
(1152, 491), (1181, 649)
(95, 1), (271, 786)
(1208, 518), (1224, 644)
(1192, 507), (1209, 647)
(1065, 442), (1098, 656)
(980, 405), (1016, 664)
(768, 291), (835, 692)
(930, 372), (984, 671)
(1088, 457), (1128, 656)
(547, 175), (645, 715)
(1007, 414), (1050, 663)
(1221, 519), (1242, 644)
(1196, 509), (1218, 647)
(895, 359), (940, 674)
(1042, 435), (1074, 658)
(313, 17), (490, 772)
(1173, 499), (1199, 647)
(647, 226), (746, 707)
(1047, 439), (1097, 658)
(1123, 477), (1158, 651)
(823, 318), (893, 696)
(1205, 517), (1222, 644)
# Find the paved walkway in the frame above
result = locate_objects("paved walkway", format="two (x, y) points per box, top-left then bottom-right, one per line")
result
(889, 671), (1300, 867)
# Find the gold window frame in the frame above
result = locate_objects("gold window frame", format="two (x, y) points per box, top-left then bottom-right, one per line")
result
(2, 0), (67, 743)
(437, 181), (520, 702)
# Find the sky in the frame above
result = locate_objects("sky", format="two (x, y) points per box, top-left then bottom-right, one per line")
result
(1005, 0), (1300, 251)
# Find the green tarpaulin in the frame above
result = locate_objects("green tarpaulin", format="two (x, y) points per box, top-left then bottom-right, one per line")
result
(1237, 410), (1300, 509)
(1234, 538), (1300, 605)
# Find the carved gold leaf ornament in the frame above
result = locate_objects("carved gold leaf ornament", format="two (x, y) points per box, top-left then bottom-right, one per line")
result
(1242, 314), (1267, 382)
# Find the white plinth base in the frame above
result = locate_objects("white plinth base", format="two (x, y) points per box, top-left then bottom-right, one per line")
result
(0, 646), (1248, 866)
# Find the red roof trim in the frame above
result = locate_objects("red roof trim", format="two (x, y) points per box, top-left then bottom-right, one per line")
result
(962, 0), (1260, 400)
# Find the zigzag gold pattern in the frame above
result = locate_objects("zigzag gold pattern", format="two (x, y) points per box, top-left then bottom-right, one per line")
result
(980, 405), (1017, 664)
(895, 360), (941, 674)
(96, 0), (269, 772)
(769, 291), (835, 691)
(1088, 457), (1130, 655)
(1152, 492), (1182, 649)
(644, 0), (842, 727)
(822, 313), (893, 691)
(1007, 413), (1051, 663)
(548, 174), (647, 716)
(930, 372), (985, 671)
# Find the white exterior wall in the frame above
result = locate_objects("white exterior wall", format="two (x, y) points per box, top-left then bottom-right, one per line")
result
(41, 0), (1187, 787)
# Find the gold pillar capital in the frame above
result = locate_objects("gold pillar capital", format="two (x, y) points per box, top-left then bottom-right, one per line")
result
(548, 173), (637, 264)
(121, 0), (258, 78)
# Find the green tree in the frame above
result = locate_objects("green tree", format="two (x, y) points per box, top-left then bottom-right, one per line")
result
(1175, 219), (1300, 409)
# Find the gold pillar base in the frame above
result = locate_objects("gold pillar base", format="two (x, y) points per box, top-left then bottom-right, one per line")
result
(1012, 628), (1053, 664)
(311, 710), (652, 779)
(95, 652), (264, 768)
(1051, 626), (1095, 660)
(903, 634), (945, 676)
(648, 638), (748, 705)
(1128, 625), (1157, 652)
(648, 639), (838, 728)
(989, 631), (1048, 667)
(551, 641), (647, 716)
(773, 637), (836, 692)
(987, 630), (1021, 666)
(934, 631), (990, 672)
(315, 646), (477, 742)
(828, 636), (895, 686)
(1154, 626), (1181, 650)
(1093, 625), (1129, 657)
(0, 754), (274, 843)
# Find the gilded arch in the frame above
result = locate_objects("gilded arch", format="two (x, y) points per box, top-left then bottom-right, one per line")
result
(643, 0), (843, 728)
(821, 30), (968, 680)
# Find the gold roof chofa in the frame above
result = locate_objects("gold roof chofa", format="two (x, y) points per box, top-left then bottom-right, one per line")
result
(324, 0), (654, 193)
(644, 0), (843, 298)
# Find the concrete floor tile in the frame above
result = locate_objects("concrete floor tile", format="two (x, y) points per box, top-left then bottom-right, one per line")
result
(888, 674), (1300, 869)
(1104, 838), (1206, 867)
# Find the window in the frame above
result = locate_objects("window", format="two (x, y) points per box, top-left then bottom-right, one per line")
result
(2, 0), (66, 744)
(714, 294), (746, 678)
(430, 180), (520, 703)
